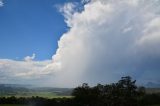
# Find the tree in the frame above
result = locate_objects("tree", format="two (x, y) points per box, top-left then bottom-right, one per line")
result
(116, 76), (138, 106)
(72, 76), (140, 106)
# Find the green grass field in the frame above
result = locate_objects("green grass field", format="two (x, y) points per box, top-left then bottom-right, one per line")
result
(0, 91), (72, 98)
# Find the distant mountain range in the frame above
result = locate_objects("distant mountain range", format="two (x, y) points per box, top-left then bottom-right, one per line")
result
(0, 84), (73, 97)
(146, 82), (160, 88)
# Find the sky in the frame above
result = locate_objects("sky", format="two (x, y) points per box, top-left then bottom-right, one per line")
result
(0, 0), (77, 60)
(0, 0), (160, 87)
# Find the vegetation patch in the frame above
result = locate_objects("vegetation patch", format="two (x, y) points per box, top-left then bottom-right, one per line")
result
(0, 76), (160, 106)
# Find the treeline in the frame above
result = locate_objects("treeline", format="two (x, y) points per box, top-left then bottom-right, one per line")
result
(0, 76), (160, 106)
(72, 76), (160, 106)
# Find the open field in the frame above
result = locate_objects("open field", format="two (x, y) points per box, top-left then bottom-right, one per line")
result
(0, 84), (73, 98)
(0, 91), (72, 98)
(146, 88), (160, 94)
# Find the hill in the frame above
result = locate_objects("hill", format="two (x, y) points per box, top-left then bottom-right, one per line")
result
(0, 84), (73, 98)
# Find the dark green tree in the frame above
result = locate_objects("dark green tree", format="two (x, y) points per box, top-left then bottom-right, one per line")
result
(116, 76), (138, 106)
(72, 76), (141, 106)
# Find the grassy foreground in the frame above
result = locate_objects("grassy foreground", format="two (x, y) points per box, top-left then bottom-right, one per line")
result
(0, 104), (29, 106)
(0, 104), (160, 106)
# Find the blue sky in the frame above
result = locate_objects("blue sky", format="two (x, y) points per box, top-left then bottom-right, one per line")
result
(0, 0), (160, 87)
(0, 0), (81, 60)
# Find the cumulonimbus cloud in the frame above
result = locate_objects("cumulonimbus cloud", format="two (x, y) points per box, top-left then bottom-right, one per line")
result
(0, 0), (160, 87)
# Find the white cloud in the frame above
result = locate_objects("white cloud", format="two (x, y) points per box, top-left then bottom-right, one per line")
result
(0, 0), (160, 87)
(123, 27), (133, 33)
(50, 0), (160, 86)
(0, 59), (53, 85)
(0, 0), (4, 7)
(24, 53), (36, 62)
